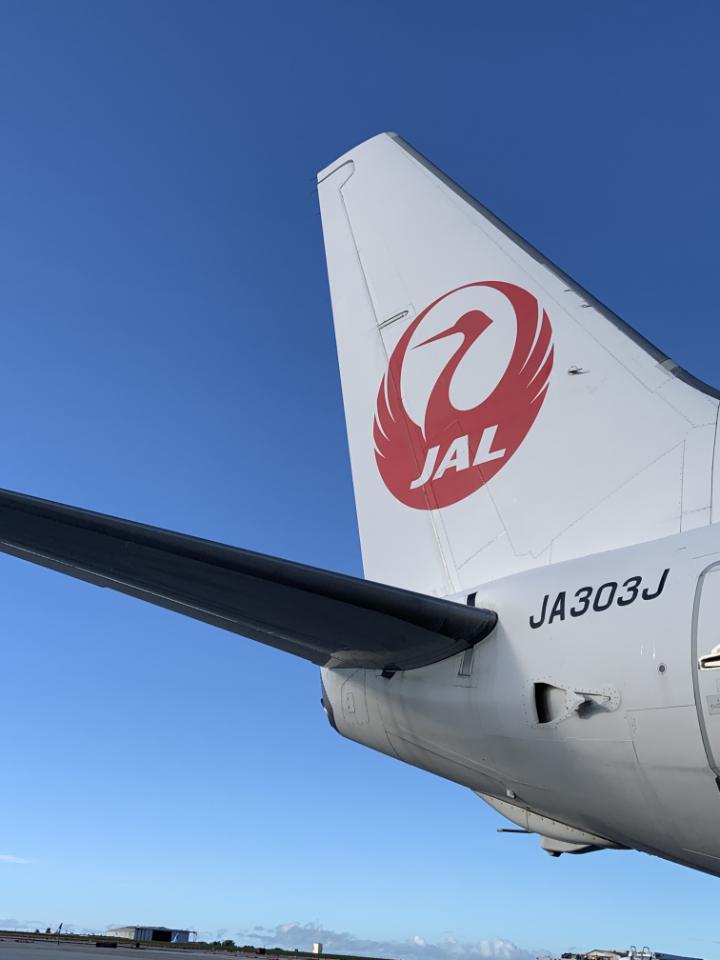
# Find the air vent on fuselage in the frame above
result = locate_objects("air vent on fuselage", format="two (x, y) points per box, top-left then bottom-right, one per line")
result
(534, 683), (566, 724)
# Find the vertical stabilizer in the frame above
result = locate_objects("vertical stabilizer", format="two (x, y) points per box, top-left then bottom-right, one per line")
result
(318, 133), (718, 596)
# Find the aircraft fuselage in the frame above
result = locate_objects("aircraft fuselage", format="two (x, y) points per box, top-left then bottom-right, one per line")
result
(322, 523), (720, 874)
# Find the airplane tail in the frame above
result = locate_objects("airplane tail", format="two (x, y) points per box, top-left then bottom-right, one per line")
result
(318, 133), (719, 597)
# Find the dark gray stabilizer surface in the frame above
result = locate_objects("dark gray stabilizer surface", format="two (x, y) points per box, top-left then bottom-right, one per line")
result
(0, 489), (497, 671)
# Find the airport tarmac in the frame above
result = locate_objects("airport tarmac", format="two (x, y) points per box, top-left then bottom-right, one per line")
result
(0, 943), (218, 960)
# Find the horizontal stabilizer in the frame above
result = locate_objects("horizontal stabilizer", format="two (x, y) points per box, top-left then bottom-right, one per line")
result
(0, 489), (496, 670)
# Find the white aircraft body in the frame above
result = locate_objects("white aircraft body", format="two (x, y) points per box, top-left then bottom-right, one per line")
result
(4, 133), (720, 875)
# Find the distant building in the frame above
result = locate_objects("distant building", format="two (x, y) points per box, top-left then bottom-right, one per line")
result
(312, 946), (323, 956)
(106, 927), (196, 944)
(561, 950), (702, 960)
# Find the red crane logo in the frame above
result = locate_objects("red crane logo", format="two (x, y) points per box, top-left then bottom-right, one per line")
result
(374, 281), (553, 510)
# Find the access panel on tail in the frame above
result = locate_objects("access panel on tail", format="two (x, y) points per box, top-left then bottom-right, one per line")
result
(318, 133), (719, 597)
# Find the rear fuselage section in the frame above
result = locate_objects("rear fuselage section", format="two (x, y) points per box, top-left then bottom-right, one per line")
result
(322, 523), (720, 874)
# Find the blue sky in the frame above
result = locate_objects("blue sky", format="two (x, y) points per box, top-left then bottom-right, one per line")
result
(0, 0), (719, 955)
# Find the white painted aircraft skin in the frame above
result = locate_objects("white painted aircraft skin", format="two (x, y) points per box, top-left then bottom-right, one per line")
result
(322, 524), (720, 874)
(317, 133), (720, 875)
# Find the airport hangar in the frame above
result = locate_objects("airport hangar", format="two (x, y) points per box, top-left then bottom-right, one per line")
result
(105, 928), (196, 944)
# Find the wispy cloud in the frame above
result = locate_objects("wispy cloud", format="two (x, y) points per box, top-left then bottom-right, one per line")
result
(232, 921), (549, 960)
(0, 855), (35, 865)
